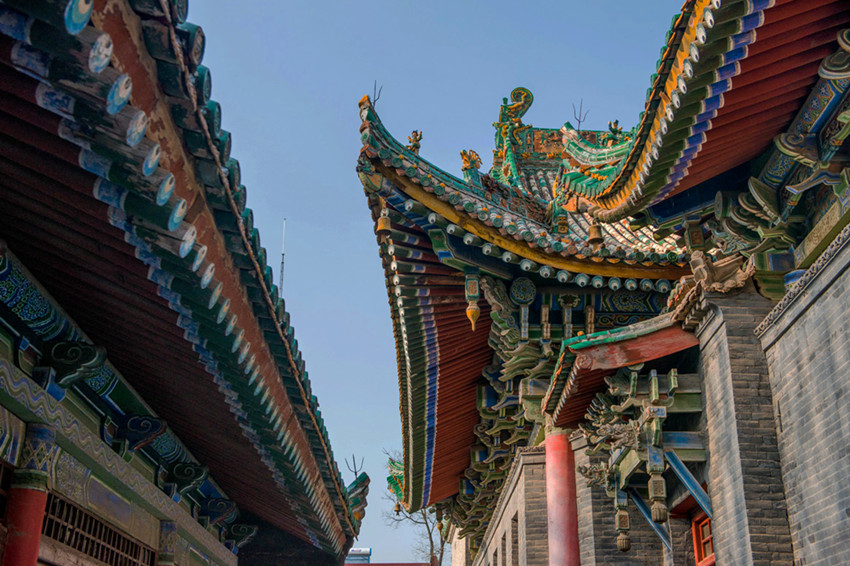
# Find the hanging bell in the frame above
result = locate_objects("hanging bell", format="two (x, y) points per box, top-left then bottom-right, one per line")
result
(376, 208), (392, 243)
(394, 502), (401, 516)
(587, 222), (604, 250)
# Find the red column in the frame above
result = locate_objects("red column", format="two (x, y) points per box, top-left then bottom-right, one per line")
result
(3, 488), (48, 566)
(545, 429), (580, 566)
(3, 423), (55, 566)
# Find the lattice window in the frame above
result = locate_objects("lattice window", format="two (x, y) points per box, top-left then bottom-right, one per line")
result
(692, 512), (715, 566)
(42, 492), (156, 566)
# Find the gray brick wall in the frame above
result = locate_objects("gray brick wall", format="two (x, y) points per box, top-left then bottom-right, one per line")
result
(472, 447), (548, 566)
(697, 282), (793, 566)
(663, 517), (695, 566)
(522, 459), (549, 566)
(451, 531), (472, 566)
(572, 437), (664, 565)
(758, 233), (850, 566)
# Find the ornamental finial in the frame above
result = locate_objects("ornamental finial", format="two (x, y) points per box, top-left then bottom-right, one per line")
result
(465, 271), (481, 331)
(466, 304), (481, 332)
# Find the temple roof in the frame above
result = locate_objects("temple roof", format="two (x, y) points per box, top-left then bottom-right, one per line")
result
(355, 98), (683, 520)
(0, 0), (365, 560)
(358, 99), (691, 281)
(356, 0), (850, 551)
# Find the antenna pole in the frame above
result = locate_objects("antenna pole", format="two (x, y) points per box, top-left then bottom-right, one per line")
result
(280, 218), (286, 293)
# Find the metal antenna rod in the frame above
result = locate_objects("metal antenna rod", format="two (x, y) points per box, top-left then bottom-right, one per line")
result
(280, 218), (286, 293)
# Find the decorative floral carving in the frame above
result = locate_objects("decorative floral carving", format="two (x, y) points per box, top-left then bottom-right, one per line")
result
(53, 450), (88, 502)
(509, 277), (536, 305)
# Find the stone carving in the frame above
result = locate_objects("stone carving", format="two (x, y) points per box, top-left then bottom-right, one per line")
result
(580, 398), (641, 454)
(689, 251), (755, 293)
(596, 422), (640, 451)
(578, 462), (612, 488)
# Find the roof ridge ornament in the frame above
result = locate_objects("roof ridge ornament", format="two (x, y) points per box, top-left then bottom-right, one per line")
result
(406, 130), (422, 154)
(461, 149), (482, 171)
(493, 87), (534, 190)
(498, 87), (533, 125)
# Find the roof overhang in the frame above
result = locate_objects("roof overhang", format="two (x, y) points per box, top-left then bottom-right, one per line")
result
(545, 314), (699, 428)
(0, 0), (362, 559)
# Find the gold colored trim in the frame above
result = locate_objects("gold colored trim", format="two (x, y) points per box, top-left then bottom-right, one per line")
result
(381, 168), (691, 280)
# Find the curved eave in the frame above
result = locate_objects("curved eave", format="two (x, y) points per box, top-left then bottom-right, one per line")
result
(584, 0), (850, 221)
(102, 7), (359, 550)
(502, 125), (685, 252)
(358, 103), (691, 281)
(95, 5), (362, 548)
(365, 197), (492, 511)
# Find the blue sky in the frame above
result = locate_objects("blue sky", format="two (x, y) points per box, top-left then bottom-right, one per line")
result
(189, 1), (682, 561)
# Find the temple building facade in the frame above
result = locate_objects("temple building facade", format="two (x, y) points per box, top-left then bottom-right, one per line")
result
(358, 1), (850, 564)
(0, 1), (368, 565)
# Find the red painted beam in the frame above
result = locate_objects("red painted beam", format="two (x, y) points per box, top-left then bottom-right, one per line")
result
(572, 325), (699, 373)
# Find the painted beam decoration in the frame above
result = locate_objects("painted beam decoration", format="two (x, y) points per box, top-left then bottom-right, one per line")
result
(0, 0), (367, 561)
(357, 0), (850, 557)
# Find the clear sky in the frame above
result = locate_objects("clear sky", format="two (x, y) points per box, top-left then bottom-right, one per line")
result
(189, 1), (682, 561)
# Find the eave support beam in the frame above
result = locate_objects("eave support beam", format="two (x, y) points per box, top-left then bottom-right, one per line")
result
(664, 449), (712, 520)
(627, 488), (672, 551)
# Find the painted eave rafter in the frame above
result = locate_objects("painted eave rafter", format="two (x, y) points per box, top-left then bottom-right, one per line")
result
(94, 1), (362, 551)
